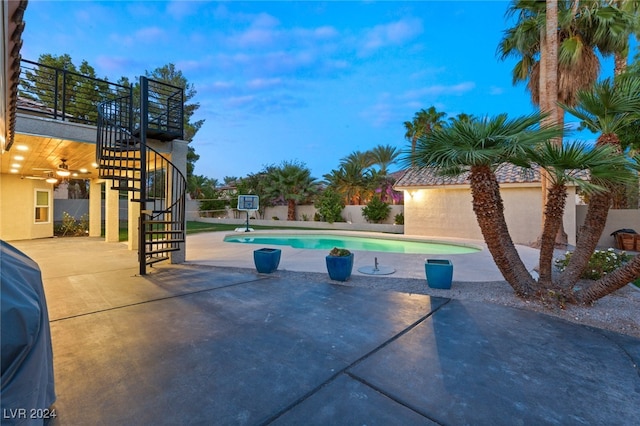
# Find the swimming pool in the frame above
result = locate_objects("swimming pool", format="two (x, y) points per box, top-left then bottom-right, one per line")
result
(223, 233), (481, 255)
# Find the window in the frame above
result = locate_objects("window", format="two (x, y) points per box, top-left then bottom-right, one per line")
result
(35, 190), (51, 223)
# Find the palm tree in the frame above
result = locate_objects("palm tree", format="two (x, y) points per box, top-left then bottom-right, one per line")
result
(407, 113), (637, 304)
(558, 76), (640, 296)
(407, 113), (562, 298)
(266, 161), (318, 221)
(498, 0), (633, 242)
(368, 144), (401, 174)
(520, 141), (632, 287)
(323, 162), (372, 205)
(403, 107), (447, 160)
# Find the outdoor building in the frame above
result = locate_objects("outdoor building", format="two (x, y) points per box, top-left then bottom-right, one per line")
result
(1, 0), (188, 273)
(394, 164), (579, 247)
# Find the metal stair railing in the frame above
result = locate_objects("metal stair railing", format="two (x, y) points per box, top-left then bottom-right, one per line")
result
(97, 84), (186, 275)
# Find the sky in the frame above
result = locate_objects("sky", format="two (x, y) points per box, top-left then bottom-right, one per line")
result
(20, 0), (627, 182)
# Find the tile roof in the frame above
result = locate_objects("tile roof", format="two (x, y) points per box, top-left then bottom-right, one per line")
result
(394, 163), (541, 188)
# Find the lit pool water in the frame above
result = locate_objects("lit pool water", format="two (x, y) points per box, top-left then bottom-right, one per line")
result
(223, 233), (480, 255)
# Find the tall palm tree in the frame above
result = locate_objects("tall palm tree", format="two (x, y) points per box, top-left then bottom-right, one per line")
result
(407, 113), (562, 298)
(403, 107), (447, 159)
(498, 0), (633, 242)
(368, 144), (401, 174)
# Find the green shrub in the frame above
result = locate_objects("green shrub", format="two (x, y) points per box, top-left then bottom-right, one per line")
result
(54, 212), (89, 237)
(394, 212), (404, 225)
(314, 188), (345, 223)
(329, 247), (351, 257)
(554, 248), (631, 280)
(361, 196), (391, 224)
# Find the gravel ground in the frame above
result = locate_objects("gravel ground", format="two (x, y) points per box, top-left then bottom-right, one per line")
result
(255, 268), (640, 339)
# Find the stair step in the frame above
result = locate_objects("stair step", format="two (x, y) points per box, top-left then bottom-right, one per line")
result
(146, 239), (185, 245)
(146, 247), (180, 256)
(145, 230), (184, 234)
(111, 186), (141, 192)
(143, 220), (182, 225)
(146, 256), (170, 266)
(98, 165), (142, 172)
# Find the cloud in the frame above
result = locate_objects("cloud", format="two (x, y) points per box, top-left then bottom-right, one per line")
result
(359, 18), (423, 55)
(246, 78), (283, 90)
(95, 55), (139, 75)
(402, 82), (476, 100)
(489, 86), (504, 95)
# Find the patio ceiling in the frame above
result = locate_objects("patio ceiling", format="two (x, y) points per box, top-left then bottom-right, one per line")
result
(2, 133), (98, 180)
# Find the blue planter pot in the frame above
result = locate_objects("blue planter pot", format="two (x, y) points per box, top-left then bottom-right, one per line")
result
(326, 253), (354, 282)
(425, 259), (453, 289)
(253, 248), (281, 273)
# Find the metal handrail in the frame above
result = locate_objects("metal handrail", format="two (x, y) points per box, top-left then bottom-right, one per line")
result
(18, 59), (132, 126)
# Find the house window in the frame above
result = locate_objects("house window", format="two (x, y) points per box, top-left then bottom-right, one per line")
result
(35, 190), (51, 223)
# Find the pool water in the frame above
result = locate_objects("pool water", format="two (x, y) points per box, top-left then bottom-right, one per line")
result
(223, 233), (480, 255)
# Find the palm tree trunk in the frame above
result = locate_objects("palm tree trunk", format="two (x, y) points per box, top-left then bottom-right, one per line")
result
(558, 192), (611, 289)
(574, 254), (640, 304)
(538, 183), (567, 285)
(287, 199), (296, 221)
(469, 166), (536, 297)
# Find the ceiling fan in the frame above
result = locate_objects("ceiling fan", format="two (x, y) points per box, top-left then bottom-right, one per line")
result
(31, 159), (92, 179)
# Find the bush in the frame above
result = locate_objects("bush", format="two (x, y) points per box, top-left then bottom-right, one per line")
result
(554, 248), (631, 280)
(54, 212), (89, 237)
(314, 188), (345, 224)
(361, 196), (391, 224)
(329, 247), (351, 257)
(394, 212), (404, 225)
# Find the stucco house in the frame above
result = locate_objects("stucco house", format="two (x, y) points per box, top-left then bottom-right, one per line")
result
(1, 0), (188, 274)
(394, 164), (578, 247)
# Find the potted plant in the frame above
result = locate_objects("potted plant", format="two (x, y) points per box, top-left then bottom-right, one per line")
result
(326, 247), (354, 281)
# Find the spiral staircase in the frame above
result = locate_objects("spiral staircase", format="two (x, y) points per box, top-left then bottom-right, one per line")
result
(96, 77), (186, 275)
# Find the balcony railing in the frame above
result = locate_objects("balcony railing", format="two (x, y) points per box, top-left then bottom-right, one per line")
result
(17, 59), (132, 127)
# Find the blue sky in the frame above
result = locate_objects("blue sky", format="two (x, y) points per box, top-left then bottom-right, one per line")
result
(21, 1), (624, 182)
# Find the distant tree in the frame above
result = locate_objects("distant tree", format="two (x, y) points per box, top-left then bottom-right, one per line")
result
(265, 161), (318, 220)
(403, 107), (447, 160)
(144, 63), (204, 142)
(368, 144), (400, 174)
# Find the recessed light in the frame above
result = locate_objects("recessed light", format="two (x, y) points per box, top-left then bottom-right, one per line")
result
(10, 169), (19, 173)
(16, 145), (28, 151)
(11, 163), (21, 168)
(91, 162), (98, 168)
(79, 168), (88, 173)
(14, 155), (24, 160)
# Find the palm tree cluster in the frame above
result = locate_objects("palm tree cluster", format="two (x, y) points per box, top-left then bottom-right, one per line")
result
(322, 145), (403, 206)
(405, 76), (640, 306)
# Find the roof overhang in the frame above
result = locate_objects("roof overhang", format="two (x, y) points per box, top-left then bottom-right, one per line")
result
(2, 0), (28, 153)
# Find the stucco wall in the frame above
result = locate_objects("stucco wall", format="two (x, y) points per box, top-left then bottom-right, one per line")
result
(1, 174), (54, 240)
(403, 185), (577, 246)
(576, 206), (640, 249)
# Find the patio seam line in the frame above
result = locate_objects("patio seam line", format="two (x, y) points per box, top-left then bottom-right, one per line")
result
(47, 276), (270, 323)
(344, 371), (443, 425)
(260, 298), (453, 425)
(588, 327), (640, 375)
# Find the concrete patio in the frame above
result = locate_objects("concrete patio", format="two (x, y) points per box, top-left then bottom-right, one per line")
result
(7, 235), (640, 425)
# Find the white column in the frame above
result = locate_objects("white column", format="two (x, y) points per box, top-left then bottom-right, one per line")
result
(104, 184), (120, 243)
(89, 179), (102, 237)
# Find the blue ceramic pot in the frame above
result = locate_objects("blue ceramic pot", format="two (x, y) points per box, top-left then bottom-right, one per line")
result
(253, 248), (281, 273)
(425, 259), (453, 289)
